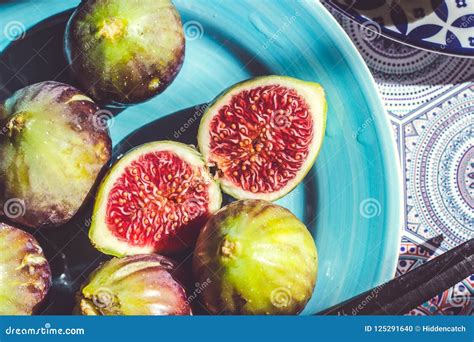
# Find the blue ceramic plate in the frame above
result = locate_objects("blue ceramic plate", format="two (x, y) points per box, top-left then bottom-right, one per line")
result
(324, 0), (474, 58)
(0, 0), (402, 315)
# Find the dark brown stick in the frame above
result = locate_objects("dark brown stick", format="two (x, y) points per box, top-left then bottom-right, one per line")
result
(318, 239), (474, 315)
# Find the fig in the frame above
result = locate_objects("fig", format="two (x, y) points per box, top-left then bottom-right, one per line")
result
(65, 0), (185, 105)
(193, 200), (318, 315)
(77, 254), (191, 315)
(89, 141), (222, 256)
(0, 81), (112, 228)
(0, 223), (52, 315)
(198, 76), (327, 201)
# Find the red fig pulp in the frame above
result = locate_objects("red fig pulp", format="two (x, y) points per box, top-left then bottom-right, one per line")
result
(89, 141), (221, 256)
(198, 76), (327, 201)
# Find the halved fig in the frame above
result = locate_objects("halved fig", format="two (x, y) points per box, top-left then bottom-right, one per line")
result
(89, 141), (222, 256)
(198, 76), (327, 201)
(0, 223), (52, 315)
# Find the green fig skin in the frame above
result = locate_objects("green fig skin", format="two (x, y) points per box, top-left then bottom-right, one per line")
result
(0, 223), (52, 315)
(77, 254), (192, 315)
(65, 0), (185, 106)
(193, 200), (318, 315)
(0, 81), (112, 228)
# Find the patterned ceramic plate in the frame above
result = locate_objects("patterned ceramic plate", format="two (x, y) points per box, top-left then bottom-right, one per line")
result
(324, 0), (474, 58)
(325, 4), (474, 315)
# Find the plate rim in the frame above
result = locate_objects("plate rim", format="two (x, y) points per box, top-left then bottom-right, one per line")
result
(323, 0), (474, 59)
(0, 0), (405, 313)
(306, 0), (404, 289)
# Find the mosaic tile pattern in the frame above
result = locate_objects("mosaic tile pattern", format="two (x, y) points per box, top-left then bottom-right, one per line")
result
(327, 5), (474, 315)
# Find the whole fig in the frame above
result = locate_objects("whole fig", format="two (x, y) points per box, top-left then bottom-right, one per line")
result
(0, 223), (52, 315)
(77, 254), (192, 315)
(193, 200), (318, 315)
(65, 0), (185, 105)
(0, 81), (112, 228)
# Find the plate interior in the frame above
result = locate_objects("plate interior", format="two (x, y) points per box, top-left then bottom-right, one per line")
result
(0, 0), (402, 315)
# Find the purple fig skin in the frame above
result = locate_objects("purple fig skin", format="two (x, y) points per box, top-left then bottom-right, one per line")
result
(0, 223), (52, 315)
(64, 0), (185, 106)
(77, 254), (192, 315)
(0, 81), (112, 228)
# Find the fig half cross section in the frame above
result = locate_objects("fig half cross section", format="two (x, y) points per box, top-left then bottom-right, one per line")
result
(89, 141), (222, 256)
(198, 76), (327, 201)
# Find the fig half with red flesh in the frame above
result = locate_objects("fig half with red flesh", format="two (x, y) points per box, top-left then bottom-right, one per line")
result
(198, 76), (327, 201)
(89, 141), (222, 256)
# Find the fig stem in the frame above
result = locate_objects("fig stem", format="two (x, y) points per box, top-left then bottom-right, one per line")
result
(97, 18), (126, 41)
(6, 111), (27, 139)
(79, 298), (100, 316)
(221, 239), (237, 258)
